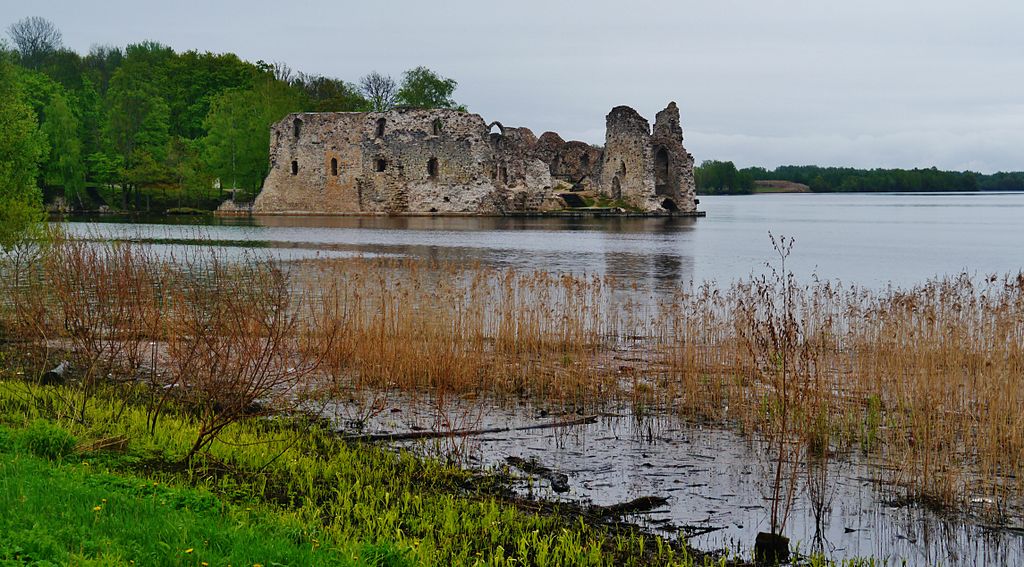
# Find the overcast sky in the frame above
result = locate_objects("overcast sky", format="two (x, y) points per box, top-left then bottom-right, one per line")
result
(6, 0), (1023, 173)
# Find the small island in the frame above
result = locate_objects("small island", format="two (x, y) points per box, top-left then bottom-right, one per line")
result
(250, 103), (702, 216)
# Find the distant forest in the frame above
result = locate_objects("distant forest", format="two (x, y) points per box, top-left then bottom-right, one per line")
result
(1, 16), (464, 213)
(696, 161), (1024, 195)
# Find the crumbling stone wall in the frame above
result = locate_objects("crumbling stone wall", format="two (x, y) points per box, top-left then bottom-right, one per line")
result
(254, 102), (697, 215)
(650, 102), (697, 212)
(600, 106), (655, 208)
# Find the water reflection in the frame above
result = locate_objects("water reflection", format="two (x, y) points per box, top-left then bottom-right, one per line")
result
(63, 192), (1024, 288)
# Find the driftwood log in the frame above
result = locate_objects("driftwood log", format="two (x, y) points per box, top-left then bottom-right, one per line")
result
(345, 414), (598, 443)
(591, 495), (670, 517)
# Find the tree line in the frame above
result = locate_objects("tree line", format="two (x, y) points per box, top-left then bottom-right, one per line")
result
(0, 16), (464, 225)
(696, 161), (1024, 195)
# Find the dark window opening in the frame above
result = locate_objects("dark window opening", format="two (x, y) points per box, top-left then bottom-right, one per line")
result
(655, 147), (670, 191)
(293, 118), (302, 138)
(291, 160), (299, 175)
(580, 153), (590, 168)
(427, 157), (439, 179)
(375, 118), (386, 137)
(618, 161), (626, 176)
(432, 118), (443, 136)
(661, 198), (679, 212)
(611, 176), (622, 200)
(330, 157), (338, 176)
(375, 158), (387, 172)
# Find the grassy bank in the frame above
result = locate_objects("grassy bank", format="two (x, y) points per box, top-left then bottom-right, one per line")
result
(0, 425), (390, 566)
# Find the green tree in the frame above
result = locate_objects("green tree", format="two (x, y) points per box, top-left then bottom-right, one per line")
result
(296, 74), (368, 112)
(166, 136), (208, 207)
(0, 56), (47, 249)
(40, 90), (86, 206)
(167, 50), (256, 139)
(396, 66), (463, 109)
(104, 57), (171, 206)
(695, 160), (753, 195)
(202, 77), (301, 196)
(202, 88), (267, 193)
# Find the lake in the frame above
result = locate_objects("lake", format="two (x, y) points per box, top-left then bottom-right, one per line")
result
(63, 191), (1024, 289)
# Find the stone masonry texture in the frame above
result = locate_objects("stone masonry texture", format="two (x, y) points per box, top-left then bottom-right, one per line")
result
(253, 103), (697, 215)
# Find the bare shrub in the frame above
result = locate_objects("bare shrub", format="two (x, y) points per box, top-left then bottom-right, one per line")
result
(44, 237), (162, 420)
(164, 251), (334, 463)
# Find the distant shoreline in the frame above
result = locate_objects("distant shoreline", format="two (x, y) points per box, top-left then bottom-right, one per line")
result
(752, 180), (811, 193)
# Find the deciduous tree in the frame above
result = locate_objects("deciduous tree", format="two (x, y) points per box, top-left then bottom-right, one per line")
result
(0, 57), (47, 249)
(7, 16), (62, 70)
(396, 66), (463, 110)
(359, 71), (397, 112)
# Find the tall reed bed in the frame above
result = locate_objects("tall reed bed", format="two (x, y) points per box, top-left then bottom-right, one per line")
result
(2, 236), (1021, 513)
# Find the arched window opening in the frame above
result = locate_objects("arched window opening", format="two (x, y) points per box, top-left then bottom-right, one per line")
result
(427, 157), (439, 179)
(487, 122), (504, 147)
(291, 160), (299, 175)
(375, 118), (386, 137)
(655, 145), (671, 194)
(375, 158), (387, 172)
(293, 118), (302, 139)
(618, 161), (626, 177)
(661, 198), (679, 212)
(432, 118), (443, 136)
(331, 157), (338, 176)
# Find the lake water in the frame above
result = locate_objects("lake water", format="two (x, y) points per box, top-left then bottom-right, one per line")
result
(64, 192), (1024, 289)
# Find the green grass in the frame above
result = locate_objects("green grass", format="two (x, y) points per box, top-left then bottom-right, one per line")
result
(0, 440), (400, 566)
(579, 196), (642, 211)
(0, 378), (695, 566)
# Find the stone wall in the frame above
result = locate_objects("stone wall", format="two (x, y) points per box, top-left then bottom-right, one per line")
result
(253, 103), (698, 215)
(601, 106), (655, 209)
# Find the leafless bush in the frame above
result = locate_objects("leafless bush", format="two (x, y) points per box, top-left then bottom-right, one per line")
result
(44, 237), (162, 420)
(164, 251), (335, 463)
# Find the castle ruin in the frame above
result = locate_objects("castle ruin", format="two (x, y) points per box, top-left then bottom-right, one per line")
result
(252, 102), (699, 216)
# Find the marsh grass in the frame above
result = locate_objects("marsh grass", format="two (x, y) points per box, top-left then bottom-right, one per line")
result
(2, 236), (1022, 519)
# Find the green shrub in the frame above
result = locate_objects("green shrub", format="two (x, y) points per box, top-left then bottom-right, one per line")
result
(15, 420), (76, 460)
